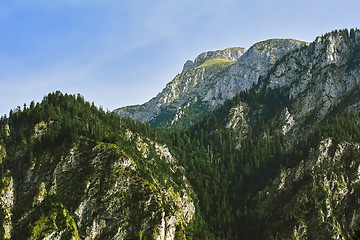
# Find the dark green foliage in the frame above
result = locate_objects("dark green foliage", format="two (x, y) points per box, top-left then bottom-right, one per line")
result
(166, 97), (296, 238)
(13, 194), (78, 240)
(166, 81), (360, 239)
(0, 209), (4, 239)
(0, 91), (185, 239)
(149, 100), (211, 129)
(353, 228), (360, 240)
(0, 91), (177, 197)
(348, 42), (360, 71)
(0, 91), (160, 152)
(2, 79), (360, 239)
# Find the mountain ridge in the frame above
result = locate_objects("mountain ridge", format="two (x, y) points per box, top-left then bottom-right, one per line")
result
(1, 28), (360, 239)
(182, 47), (246, 72)
(0, 92), (195, 239)
(114, 38), (306, 128)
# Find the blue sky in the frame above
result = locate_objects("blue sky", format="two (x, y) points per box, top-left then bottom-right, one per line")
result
(0, 0), (359, 116)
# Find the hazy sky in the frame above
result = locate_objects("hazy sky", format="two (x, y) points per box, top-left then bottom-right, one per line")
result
(0, 0), (359, 116)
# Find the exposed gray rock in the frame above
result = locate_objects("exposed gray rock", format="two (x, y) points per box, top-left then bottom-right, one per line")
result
(256, 138), (360, 239)
(115, 39), (305, 128)
(0, 125), (194, 239)
(262, 29), (360, 142)
(181, 47), (246, 72)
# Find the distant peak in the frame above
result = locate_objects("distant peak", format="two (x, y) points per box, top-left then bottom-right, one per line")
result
(182, 47), (246, 72)
(314, 28), (360, 43)
(251, 38), (307, 52)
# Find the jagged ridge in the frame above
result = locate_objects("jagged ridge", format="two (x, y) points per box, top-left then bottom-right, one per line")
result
(2, 29), (360, 240)
(0, 93), (194, 240)
(115, 38), (305, 128)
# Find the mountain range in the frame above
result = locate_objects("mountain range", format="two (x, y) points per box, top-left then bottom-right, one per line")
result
(1, 28), (360, 239)
(114, 38), (305, 128)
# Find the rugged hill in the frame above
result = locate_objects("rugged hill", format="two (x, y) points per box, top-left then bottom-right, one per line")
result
(114, 39), (305, 128)
(0, 92), (195, 240)
(166, 28), (360, 239)
(260, 29), (360, 143)
(255, 137), (360, 239)
(1, 29), (360, 240)
(251, 28), (360, 239)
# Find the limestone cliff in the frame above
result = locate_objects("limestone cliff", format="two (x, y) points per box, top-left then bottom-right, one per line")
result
(0, 137), (194, 240)
(255, 138), (360, 239)
(220, 29), (360, 239)
(181, 47), (245, 72)
(0, 93), (195, 240)
(114, 39), (305, 128)
(2, 29), (360, 240)
(262, 29), (360, 143)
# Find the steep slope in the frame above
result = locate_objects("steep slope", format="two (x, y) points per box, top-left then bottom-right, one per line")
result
(256, 137), (360, 239)
(0, 92), (194, 240)
(249, 28), (360, 239)
(1, 29), (360, 240)
(115, 39), (305, 128)
(164, 29), (360, 239)
(181, 46), (245, 72)
(260, 28), (360, 143)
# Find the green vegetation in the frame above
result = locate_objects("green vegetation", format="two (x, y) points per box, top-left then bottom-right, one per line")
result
(0, 91), (193, 239)
(195, 58), (235, 69)
(14, 194), (81, 239)
(1, 28), (360, 238)
(2, 87), (360, 239)
(164, 90), (303, 239)
(165, 66), (360, 238)
(252, 38), (306, 52)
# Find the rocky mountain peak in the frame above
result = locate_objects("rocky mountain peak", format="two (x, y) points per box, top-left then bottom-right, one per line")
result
(182, 47), (246, 72)
(266, 29), (360, 91)
(251, 29), (360, 144)
(247, 38), (307, 64)
(3, 29), (360, 240)
(115, 38), (305, 128)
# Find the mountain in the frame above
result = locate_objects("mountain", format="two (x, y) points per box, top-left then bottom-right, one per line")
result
(114, 39), (306, 128)
(255, 137), (360, 239)
(259, 29), (360, 143)
(1, 29), (360, 240)
(0, 92), (195, 239)
(166, 28), (360, 239)
(250, 28), (360, 239)
(115, 28), (360, 239)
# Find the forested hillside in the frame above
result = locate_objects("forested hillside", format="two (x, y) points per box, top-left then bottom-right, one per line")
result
(115, 39), (305, 129)
(1, 29), (360, 239)
(163, 28), (360, 239)
(0, 92), (195, 239)
(166, 88), (360, 239)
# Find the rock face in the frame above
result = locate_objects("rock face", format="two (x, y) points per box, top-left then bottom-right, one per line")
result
(222, 29), (360, 239)
(262, 29), (360, 143)
(181, 47), (246, 72)
(225, 29), (360, 146)
(0, 129), (194, 239)
(114, 39), (305, 128)
(0, 145), (13, 240)
(255, 138), (360, 239)
(2, 29), (360, 240)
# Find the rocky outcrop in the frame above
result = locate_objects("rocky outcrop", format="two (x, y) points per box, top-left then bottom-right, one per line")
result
(181, 47), (245, 72)
(255, 138), (360, 239)
(221, 29), (360, 239)
(115, 39), (305, 128)
(0, 145), (13, 240)
(3, 29), (360, 240)
(226, 102), (249, 149)
(261, 29), (360, 143)
(0, 126), (194, 239)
